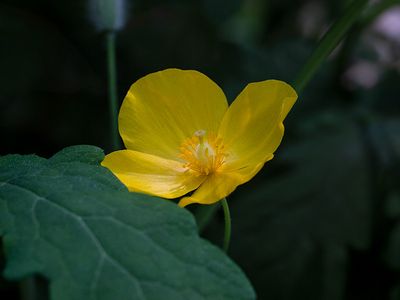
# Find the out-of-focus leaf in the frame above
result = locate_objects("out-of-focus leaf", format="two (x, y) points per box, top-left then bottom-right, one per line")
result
(202, 0), (242, 26)
(204, 117), (372, 300)
(384, 219), (400, 270)
(0, 145), (255, 300)
(372, 119), (400, 298)
(0, 3), (108, 155)
(0, 4), (98, 93)
(358, 71), (400, 116)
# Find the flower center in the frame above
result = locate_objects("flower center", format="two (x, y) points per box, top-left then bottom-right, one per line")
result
(180, 130), (226, 175)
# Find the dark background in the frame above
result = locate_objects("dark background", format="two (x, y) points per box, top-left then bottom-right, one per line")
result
(1, 0), (400, 299)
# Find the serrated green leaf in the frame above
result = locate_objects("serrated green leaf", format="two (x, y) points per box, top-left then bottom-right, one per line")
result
(0, 145), (255, 300)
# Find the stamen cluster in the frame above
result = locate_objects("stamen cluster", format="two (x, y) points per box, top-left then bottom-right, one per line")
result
(180, 130), (226, 175)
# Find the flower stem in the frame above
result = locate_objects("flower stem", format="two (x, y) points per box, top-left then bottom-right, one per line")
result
(292, 0), (369, 94)
(106, 31), (121, 150)
(221, 198), (231, 253)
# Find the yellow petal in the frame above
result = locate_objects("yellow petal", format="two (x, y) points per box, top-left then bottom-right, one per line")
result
(101, 150), (206, 198)
(218, 80), (297, 170)
(178, 161), (269, 207)
(119, 69), (228, 160)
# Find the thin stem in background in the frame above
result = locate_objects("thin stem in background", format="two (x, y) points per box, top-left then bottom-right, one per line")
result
(221, 198), (231, 253)
(106, 31), (121, 150)
(292, 0), (370, 94)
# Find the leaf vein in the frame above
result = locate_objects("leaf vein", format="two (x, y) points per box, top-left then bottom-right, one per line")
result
(2, 180), (146, 299)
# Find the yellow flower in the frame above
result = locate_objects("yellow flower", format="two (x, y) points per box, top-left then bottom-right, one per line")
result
(101, 69), (297, 207)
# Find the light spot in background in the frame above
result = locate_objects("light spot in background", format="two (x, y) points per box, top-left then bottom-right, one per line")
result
(368, 5), (400, 65)
(297, 1), (328, 38)
(373, 6), (400, 42)
(344, 5), (400, 89)
(342, 61), (381, 89)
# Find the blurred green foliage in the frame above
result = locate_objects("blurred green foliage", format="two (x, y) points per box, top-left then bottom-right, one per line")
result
(1, 0), (400, 299)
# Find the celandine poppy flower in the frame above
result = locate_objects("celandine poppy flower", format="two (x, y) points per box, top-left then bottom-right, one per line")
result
(101, 69), (297, 207)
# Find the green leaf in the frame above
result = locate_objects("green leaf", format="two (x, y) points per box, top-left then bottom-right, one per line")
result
(0, 145), (255, 300)
(49, 145), (106, 165)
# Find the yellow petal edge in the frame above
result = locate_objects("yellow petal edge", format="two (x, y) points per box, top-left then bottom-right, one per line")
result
(101, 150), (206, 199)
(119, 68), (228, 160)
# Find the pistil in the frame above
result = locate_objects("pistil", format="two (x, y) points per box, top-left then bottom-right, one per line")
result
(180, 130), (226, 175)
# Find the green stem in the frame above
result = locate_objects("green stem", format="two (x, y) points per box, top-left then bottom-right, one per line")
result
(106, 31), (120, 150)
(221, 198), (231, 253)
(292, 0), (369, 94)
